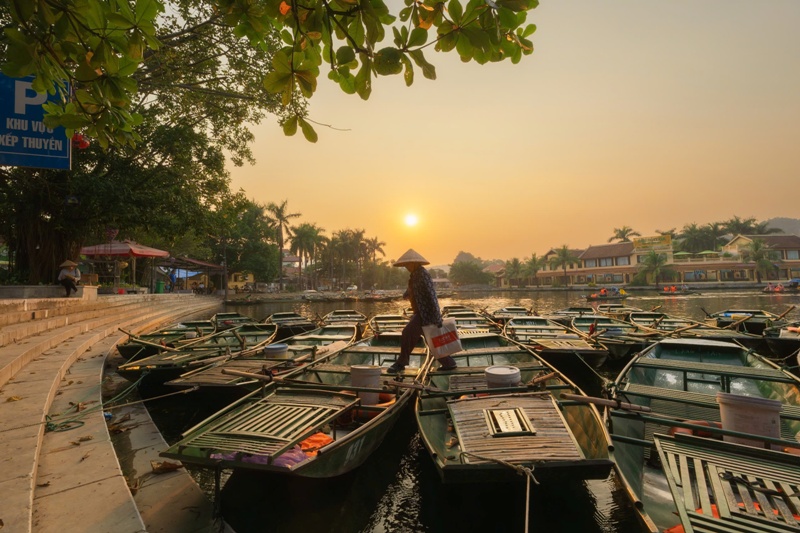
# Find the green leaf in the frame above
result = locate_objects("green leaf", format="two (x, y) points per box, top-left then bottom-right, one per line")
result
(283, 115), (298, 136)
(355, 59), (372, 99)
(374, 47), (403, 75)
(522, 23), (536, 38)
(495, 0), (531, 12)
(447, 0), (463, 22)
(401, 55), (414, 86)
(408, 27), (428, 48)
(336, 46), (357, 66)
(298, 117), (318, 142)
(408, 49), (436, 80)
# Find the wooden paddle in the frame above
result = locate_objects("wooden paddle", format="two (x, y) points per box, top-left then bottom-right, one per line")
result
(667, 323), (700, 337)
(777, 305), (797, 321)
(560, 393), (652, 413)
(118, 329), (180, 352)
(723, 314), (752, 330)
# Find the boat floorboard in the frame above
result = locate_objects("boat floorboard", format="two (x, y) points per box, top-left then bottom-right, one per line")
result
(447, 393), (583, 464)
(655, 433), (800, 533)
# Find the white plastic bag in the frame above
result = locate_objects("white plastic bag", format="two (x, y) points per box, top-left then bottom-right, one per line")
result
(422, 318), (462, 359)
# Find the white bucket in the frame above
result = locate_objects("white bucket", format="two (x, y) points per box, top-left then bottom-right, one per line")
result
(263, 343), (289, 359)
(351, 365), (382, 405)
(716, 392), (782, 449)
(485, 365), (521, 389)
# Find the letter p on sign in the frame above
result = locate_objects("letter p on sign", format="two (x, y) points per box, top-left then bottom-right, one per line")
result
(14, 81), (47, 114)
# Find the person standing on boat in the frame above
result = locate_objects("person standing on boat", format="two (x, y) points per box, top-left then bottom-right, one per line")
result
(387, 249), (457, 374)
(57, 260), (81, 297)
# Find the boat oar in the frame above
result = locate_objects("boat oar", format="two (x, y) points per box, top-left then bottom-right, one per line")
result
(527, 372), (558, 386)
(723, 314), (752, 330)
(559, 393), (652, 413)
(700, 307), (712, 318)
(383, 380), (442, 393)
(777, 305), (797, 321)
(118, 329), (180, 352)
(221, 368), (273, 381)
(667, 323), (700, 337)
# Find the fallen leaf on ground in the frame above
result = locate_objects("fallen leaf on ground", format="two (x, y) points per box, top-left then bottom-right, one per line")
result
(36, 481), (51, 487)
(5, 396), (22, 402)
(151, 460), (184, 474)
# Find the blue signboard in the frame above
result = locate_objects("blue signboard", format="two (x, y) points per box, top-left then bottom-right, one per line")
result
(0, 73), (71, 170)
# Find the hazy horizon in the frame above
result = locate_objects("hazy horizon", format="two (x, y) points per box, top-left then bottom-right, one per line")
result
(227, 1), (800, 265)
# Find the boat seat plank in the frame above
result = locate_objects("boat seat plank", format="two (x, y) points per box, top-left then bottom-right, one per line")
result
(181, 391), (358, 460)
(655, 434), (800, 533)
(461, 346), (531, 356)
(633, 358), (796, 384)
(344, 346), (426, 355)
(447, 393), (583, 465)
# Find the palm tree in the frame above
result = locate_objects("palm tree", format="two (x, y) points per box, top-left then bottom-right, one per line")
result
(290, 223), (324, 289)
(549, 246), (580, 286)
(723, 215), (758, 236)
(678, 223), (706, 253)
(703, 222), (726, 251)
(523, 253), (546, 287)
(364, 237), (386, 263)
(504, 258), (523, 288)
(637, 250), (674, 289)
(753, 221), (783, 235)
(265, 200), (301, 290)
(608, 226), (641, 243)
(741, 238), (779, 283)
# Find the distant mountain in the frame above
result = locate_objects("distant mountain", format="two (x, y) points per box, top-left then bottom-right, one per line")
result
(767, 217), (800, 235)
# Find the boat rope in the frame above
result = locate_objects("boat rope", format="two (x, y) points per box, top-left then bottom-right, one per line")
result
(458, 451), (537, 533)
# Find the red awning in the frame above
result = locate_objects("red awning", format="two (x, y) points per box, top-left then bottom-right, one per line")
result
(80, 240), (170, 258)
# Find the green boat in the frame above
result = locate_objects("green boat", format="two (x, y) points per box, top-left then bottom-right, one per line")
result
(262, 311), (319, 339)
(116, 323), (278, 385)
(414, 332), (613, 484)
(160, 331), (428, 478)
(165, 324), (359, 401)
(606, 338), (800, 533)
(116, 319), (216, 361)
(504, 315), (609, 369)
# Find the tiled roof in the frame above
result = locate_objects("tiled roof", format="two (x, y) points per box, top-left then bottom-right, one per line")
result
(742, 234), (800, 248)
(579, 242), (635, 260)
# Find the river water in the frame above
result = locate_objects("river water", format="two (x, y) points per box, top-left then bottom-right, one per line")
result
(149, 289), (799, 533)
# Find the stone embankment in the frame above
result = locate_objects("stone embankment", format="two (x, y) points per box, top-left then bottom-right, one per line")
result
(0, 293), (227, 533)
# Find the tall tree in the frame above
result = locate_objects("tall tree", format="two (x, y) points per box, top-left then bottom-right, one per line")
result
(548, 246), (579, 286)
(741, 238), (779, 283)
(608, 226), (641, 243)
(291, 222), (326, 289)
(265, 200), (300, 290)
(523, 253), (546, 287)
(2, 0), (538, 143)
(504, 258), (523, 288)
(636, 250), (674, 289)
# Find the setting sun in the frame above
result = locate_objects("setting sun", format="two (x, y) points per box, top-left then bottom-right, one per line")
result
(404, 213), (419, 227)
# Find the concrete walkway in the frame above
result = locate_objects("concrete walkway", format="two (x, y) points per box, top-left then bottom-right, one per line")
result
(0, 294), (226, 533)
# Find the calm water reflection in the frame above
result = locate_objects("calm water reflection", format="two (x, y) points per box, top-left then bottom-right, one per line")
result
(157, 290), (799, 533)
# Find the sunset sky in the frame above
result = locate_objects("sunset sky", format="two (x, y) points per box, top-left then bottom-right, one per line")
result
(228, 1), (800, 266)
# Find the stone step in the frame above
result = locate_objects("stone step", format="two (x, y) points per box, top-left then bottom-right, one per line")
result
(0, 296), (218, 388)
(0, 298), (222, 533)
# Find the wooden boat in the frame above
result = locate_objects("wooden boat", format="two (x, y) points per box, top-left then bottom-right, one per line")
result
(321, 309), (367, 326)
(489, 306), (531, 324)
(629, 311), (766, 352)
(214, 311), (258, 329)
(116, 319), (216, 361)
(116, 323), (279, 385)
(763, 322), (800, 360)
(504, 316), (608, 369)
(545, 307), (596, 327)
(165, 324), (359, 401)
(160, 331), (429, 478)
(658, 287), (700, 296)
(441, 304), (471, 315)
(571, 314), (651, 363)
(653, 433), (800, 533)
(367, 314), (408, 334)
(585, 290), (628, 302)
(414, 332), (614, 484)
(262, 312), (318, 339)
(704, 307), (794, 335)
(444, 310), (502, 333)
(594, 303), (643, 321)
(605, 338), (800, 533)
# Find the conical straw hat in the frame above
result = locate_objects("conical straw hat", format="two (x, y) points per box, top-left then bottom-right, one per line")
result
(393, 249), (429, 267)
(60, 260), (77, 268)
